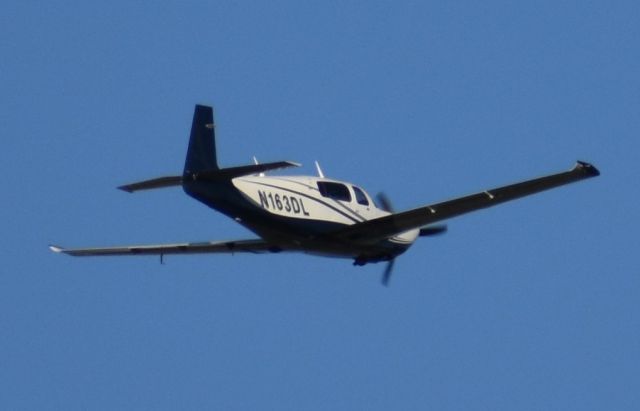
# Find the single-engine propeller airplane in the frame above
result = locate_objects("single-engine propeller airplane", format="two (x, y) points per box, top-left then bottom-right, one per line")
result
(50, 104), (600, 285)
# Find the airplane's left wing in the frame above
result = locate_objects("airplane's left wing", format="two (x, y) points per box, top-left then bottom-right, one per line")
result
(335, 161), (600, 243)
(50, 238), (281, 257)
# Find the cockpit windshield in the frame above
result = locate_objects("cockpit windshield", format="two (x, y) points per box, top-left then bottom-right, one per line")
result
(352, 186), (369, 206)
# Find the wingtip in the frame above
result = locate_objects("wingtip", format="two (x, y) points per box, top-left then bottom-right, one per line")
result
(575, 161), (600, 177)
(49, 245), (64, 253)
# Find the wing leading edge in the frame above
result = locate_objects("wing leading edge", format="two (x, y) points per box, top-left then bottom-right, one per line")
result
(49, 238), (280, 257)
(336, 161), (600, 243)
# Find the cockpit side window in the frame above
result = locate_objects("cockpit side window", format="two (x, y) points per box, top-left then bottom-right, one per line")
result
(352, 186), (369, 206)
(317, 182), (352, 202)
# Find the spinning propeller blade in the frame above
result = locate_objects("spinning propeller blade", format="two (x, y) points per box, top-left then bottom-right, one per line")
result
(376, 192), (394, 212)
(382, 258), (396, 286)
(419, 224), (448, 236)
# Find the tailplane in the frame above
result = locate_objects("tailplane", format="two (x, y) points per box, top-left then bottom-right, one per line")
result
(118, 175), (182, 193)
(118, 105), (218, 193)
(118, 104), (301, 193)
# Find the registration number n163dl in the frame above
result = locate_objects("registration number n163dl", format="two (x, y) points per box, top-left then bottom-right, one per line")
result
(258, 190), (310, 216)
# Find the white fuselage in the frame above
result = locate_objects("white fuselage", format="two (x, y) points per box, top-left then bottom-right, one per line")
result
(232, 175), (420, 247)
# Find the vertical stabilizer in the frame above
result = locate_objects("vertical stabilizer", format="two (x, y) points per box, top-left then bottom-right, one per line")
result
(184, 105), (218, 175)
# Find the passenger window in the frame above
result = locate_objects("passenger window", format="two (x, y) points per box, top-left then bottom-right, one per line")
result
(317, 182), (351, 202)
(352, 186), (369, 206)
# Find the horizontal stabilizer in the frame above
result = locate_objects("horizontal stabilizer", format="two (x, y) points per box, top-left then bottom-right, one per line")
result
(196, 161), (301, 181)
(120, 161), (299, 193)
(118, 176), (182, 193)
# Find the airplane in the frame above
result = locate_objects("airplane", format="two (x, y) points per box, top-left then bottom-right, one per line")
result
(50, 104), (600, 285)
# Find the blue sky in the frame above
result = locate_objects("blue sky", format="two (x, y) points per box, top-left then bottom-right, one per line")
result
(2, 1), (639, 409)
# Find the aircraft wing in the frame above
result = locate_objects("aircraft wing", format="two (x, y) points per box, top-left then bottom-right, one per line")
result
(49, 238), (280, 257)
(336, 161), (600, 243)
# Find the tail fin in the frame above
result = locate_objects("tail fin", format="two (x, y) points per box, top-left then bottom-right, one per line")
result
(119, 104), (302, 194)
(184, 105), (219, 175)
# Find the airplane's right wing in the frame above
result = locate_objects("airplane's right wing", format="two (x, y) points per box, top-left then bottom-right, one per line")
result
(50, 238), (282, 257)
(336, 161), (600, 243)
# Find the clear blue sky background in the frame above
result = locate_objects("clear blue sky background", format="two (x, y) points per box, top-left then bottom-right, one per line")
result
(2, 1), (638, 409)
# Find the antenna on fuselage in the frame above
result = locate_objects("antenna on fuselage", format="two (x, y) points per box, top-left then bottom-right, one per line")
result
(253, 156), (265, 177)
(315, 161), (325, 178)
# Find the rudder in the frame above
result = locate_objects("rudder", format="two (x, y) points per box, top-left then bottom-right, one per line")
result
(184, 104), (219, 175)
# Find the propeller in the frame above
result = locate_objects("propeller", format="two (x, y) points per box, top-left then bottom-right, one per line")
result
(376, 191), (447, 286)
(381, 258), (396, 286)
(419, 224), (448, 236)
(376, 192), (394, 212)
(375, 193), (396, 286)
